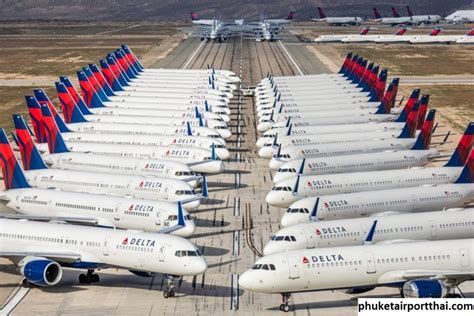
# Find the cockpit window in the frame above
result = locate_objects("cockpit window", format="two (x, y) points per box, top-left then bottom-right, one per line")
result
(252, 264), (276, 270)
(273, 154), (290, 158)
(175, 190), (194, 195)
(175, 249), (202, 257)
(204, 156), (221, 161)
(262, 135), (274, 138)
(213, 144), (225, 148)
(271, 235), (296, 242)
(271, 186), (292, 192)
(277, 168), (297, 173)
(175, 171), (195, 176)
(286, 208), (309, 214)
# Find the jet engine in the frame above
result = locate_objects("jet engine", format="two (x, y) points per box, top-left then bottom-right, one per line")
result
(19, 256), (62, 287)
(402, 280), (448, 298)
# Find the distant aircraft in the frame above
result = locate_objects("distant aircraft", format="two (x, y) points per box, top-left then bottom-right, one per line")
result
(242, 11), (295, 41)
(374, 28), (442, 44)
(445, 10), (474, 23)
(410, 28), (474, 44)
(372, 7), (412, 26)
(406, 5), (441, 24)
(190, 12), (214, 25)
(240, 239), (473, 312)
(314, 27), (370, 43)
(313, 7), (363, 26)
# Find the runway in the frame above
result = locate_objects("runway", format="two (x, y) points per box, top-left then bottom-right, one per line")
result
(2, 31), (473, 316)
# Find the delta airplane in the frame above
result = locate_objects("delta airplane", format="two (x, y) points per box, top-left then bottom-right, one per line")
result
(0, 129), (195, 236)
(267, 102), (430, 169)
(410, 29), (474, 44)
(258, 97), (423, 159)
(264, 208), (474, 256)
(406, 6), (441, 25)
(445, 10), (474, 24)
(30, 105), (224, 174)
(374, 28), (442, 44)
(8, 128), (205, 210)
(28, 97), (230, 159)
(0, 218), (207, 297)
(341, 27), (408, 43)
(13, 115), (199, 185)
(315, 27), (370, 43)
(55, 77), (230, 124)
(239, 239), (474, 312)
(191, 12), (215, 25)
(271, 118), (465, 182)
(267, 143), (470, 208)
(372, 7), (413, 26)
(312, 7), (363, 26)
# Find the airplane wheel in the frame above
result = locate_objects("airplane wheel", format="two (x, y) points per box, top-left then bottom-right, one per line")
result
(169, 289), (175, 297)
(92, 274), (100, 283)
(79, 274), (88, 284)
(279, 304), (285, 311)
(22, 279), (32, 288)
(283, 304), (290, 312)
(163, 291), (170, 299)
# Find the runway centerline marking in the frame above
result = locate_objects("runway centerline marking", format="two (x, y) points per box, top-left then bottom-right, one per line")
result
(182, 40), (205, 69)
(277, 40), (304, 76)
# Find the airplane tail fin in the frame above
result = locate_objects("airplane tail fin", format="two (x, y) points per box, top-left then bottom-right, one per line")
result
(391, 7), (400, 17)
(317, 7), (326, 19)
(287, 11), (295, 20)
(77, 71), (105, 108)
(58, 76), (93, 114)
(373, 7), (382, 20)
(56, 82), (90, 124)
(375, 78), (399, 114)
(406, 5), (413, 17)
(411, 109), (436, 150)
(370, 69), (387, 102)
(430, 28), (442, 36)
(455, 150), (474, 183)
(360, 27), (370, 35)
(25, 96), (47, 144)
(121, 44), (144, 71)
(445, 123), (473, 167)
(398, 100), (420, 138)
(33, 90), (72, 134)
(106, 55), (129, 87)
(83, 67), (110, 102)
(417, 95), (429, 129)
(40, 104), (70, 154)
(339, 52), (353, 74)
(0, 128), (30, 190)
(114, 50), (137, 79)
(89, 63), (116, 97)
(13, 114), (47, 170)
(395, 89), (420, 122)
(395, 28), (408, 36)
(466, 29), (474, 36)
(100, 59), (124, 92)
(191, 12), (199, 21)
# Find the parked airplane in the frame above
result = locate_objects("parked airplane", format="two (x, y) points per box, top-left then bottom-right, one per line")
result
(264, 208), (474, 256)
(445, 10), (474, 24)
(341, 27), (408, 43)
(191, 12), (214, 25)
(372, 7), (412, 26)
(10, 125), (205, 210)
(267, 101), (428, 169)
(406, 6), (441, 24)
(13, 115), (199, 185)
(240, 239), (473, 311)
(267, 130), (470, 208)
(314, 28), (371, 43)
(374, 28), (442, 44)
(0, 219), (206, 297)
(30, 104), (224, 174)
(0, 128), (195, 236)
(313, 7), (363, 26)
(410, 29), (474, 44)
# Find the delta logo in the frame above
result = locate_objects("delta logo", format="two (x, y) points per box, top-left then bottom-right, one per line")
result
(303, 257), (310, 264)
(315, 229), (321, 236)
(121, 237), (156, 247)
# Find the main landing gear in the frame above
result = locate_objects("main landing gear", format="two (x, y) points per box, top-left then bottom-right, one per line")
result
(163, 274), (176, 298)
(279, 293), (291, 312)
(79, 269), (100, 284)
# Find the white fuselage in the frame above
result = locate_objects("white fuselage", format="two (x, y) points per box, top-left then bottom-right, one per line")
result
(272, 149), (438, 182)
(3, 188), (195, 236)
(267, 166), (463, 207)
(0, 218), (207, 276)
(280, 183), (474, 226)
(239, 239), (474, 294)
(264, 209), (474, 255)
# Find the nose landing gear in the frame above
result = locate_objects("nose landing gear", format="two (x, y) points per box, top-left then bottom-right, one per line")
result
(163, 274), (176, 298)
(279, 292), (291, 312)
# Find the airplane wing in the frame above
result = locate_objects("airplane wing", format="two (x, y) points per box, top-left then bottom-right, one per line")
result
(0, 251), (82, 263)
(379, 269), (474, 286)
(158, 201), (186, 234)
(0, 213), (115, 228)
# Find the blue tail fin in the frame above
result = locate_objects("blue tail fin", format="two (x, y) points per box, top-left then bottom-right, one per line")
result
(202, 175), (208, 197)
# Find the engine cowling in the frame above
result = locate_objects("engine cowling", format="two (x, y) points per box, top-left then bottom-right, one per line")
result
(402, 280), (448, 298)
(20, 257), (62, 287)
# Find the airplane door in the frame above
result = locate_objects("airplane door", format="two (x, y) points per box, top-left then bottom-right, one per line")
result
(364, 252), (376, 274)
(287, 256), (300, 279)
(114, 207), (120, 221)
(103, 236), (111, 256)
(155, 211), (161, 226)
(411, 194), (420, 211)
(164, 187), (169, 200)
(459, 248), (470, 267)
(159, 245), (166, 262)
(429, 220), (437, 238)
(303, 229), (316, 249)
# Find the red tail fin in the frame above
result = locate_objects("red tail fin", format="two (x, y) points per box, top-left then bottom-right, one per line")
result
(391, 7), (400, 17)
(287, 11), (295, 20)
(317, 7), (326, 19)
(373, 7), (382, 19)
(395, 28), (408, 36)
(430, 29), (442, 36)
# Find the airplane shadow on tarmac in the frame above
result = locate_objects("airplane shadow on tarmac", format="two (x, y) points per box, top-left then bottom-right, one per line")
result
(198, 245), (229, 256)
(193, 217), (231, 227)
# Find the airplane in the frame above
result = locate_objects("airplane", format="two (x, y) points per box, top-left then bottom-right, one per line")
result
(0, 218), (207, 297)
(264, 208), (474, 256)
(341, 27), (408, 43)
(239, 239), (474, 312)
(13, 115), (200, 185)
(314, 27), (371, 43)
(270, 112), (461, 183)
(267, 100), (428, 169)
(0, 128), (195, 236)
(10, 123), (205, 210)
(75, 72), (232, 139)
(191, 12), (214, 25)
(445, 10), (474, 24)
(372, 7), (413, 26)
(374, 28), (442, 44)
(264, 11), (295, 25)
(410, 29), (474, 44)
(266, 130), (471, 208)
(313, 7), (363, 26)
(30, 95), (230, 159)
(406, 6), (441, 24)
(258, 93), (421, 159)
(30, 104), (224, 174)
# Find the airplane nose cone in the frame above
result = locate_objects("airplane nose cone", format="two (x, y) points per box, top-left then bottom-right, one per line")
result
(238, 271), (255, 291)
(216, 129), (232, 139)
(262, 242), (279, 256)
(258, 146), (275, 158)
(266, 191), (297, 208)
(216, 148), (230, 160)
(280, 211), (310, 227)
(257, 122), (273, 132)
(193, 258), (208, 275)
(272, 172), (294, 184)
(268, 158), (285, 170)
(182, 199), (200, 211)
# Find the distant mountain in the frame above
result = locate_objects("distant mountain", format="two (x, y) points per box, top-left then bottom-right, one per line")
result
(0, 0), (472, 21)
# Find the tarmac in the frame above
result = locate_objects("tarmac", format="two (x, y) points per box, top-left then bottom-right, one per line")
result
(1, 30), (473, 315)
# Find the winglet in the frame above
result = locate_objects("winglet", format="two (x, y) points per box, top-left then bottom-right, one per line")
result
(177, 202), (185, 227)
(286, 124), (292, 136)
(298, 158), (306, 175)
(211, 143), (216, 160)
(292, 175), (300, 195)
(363, 220), (378, 245)
(202, 175), (208, 197)
(309, 197), (319, 221)
(186, 122), (193, 136)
